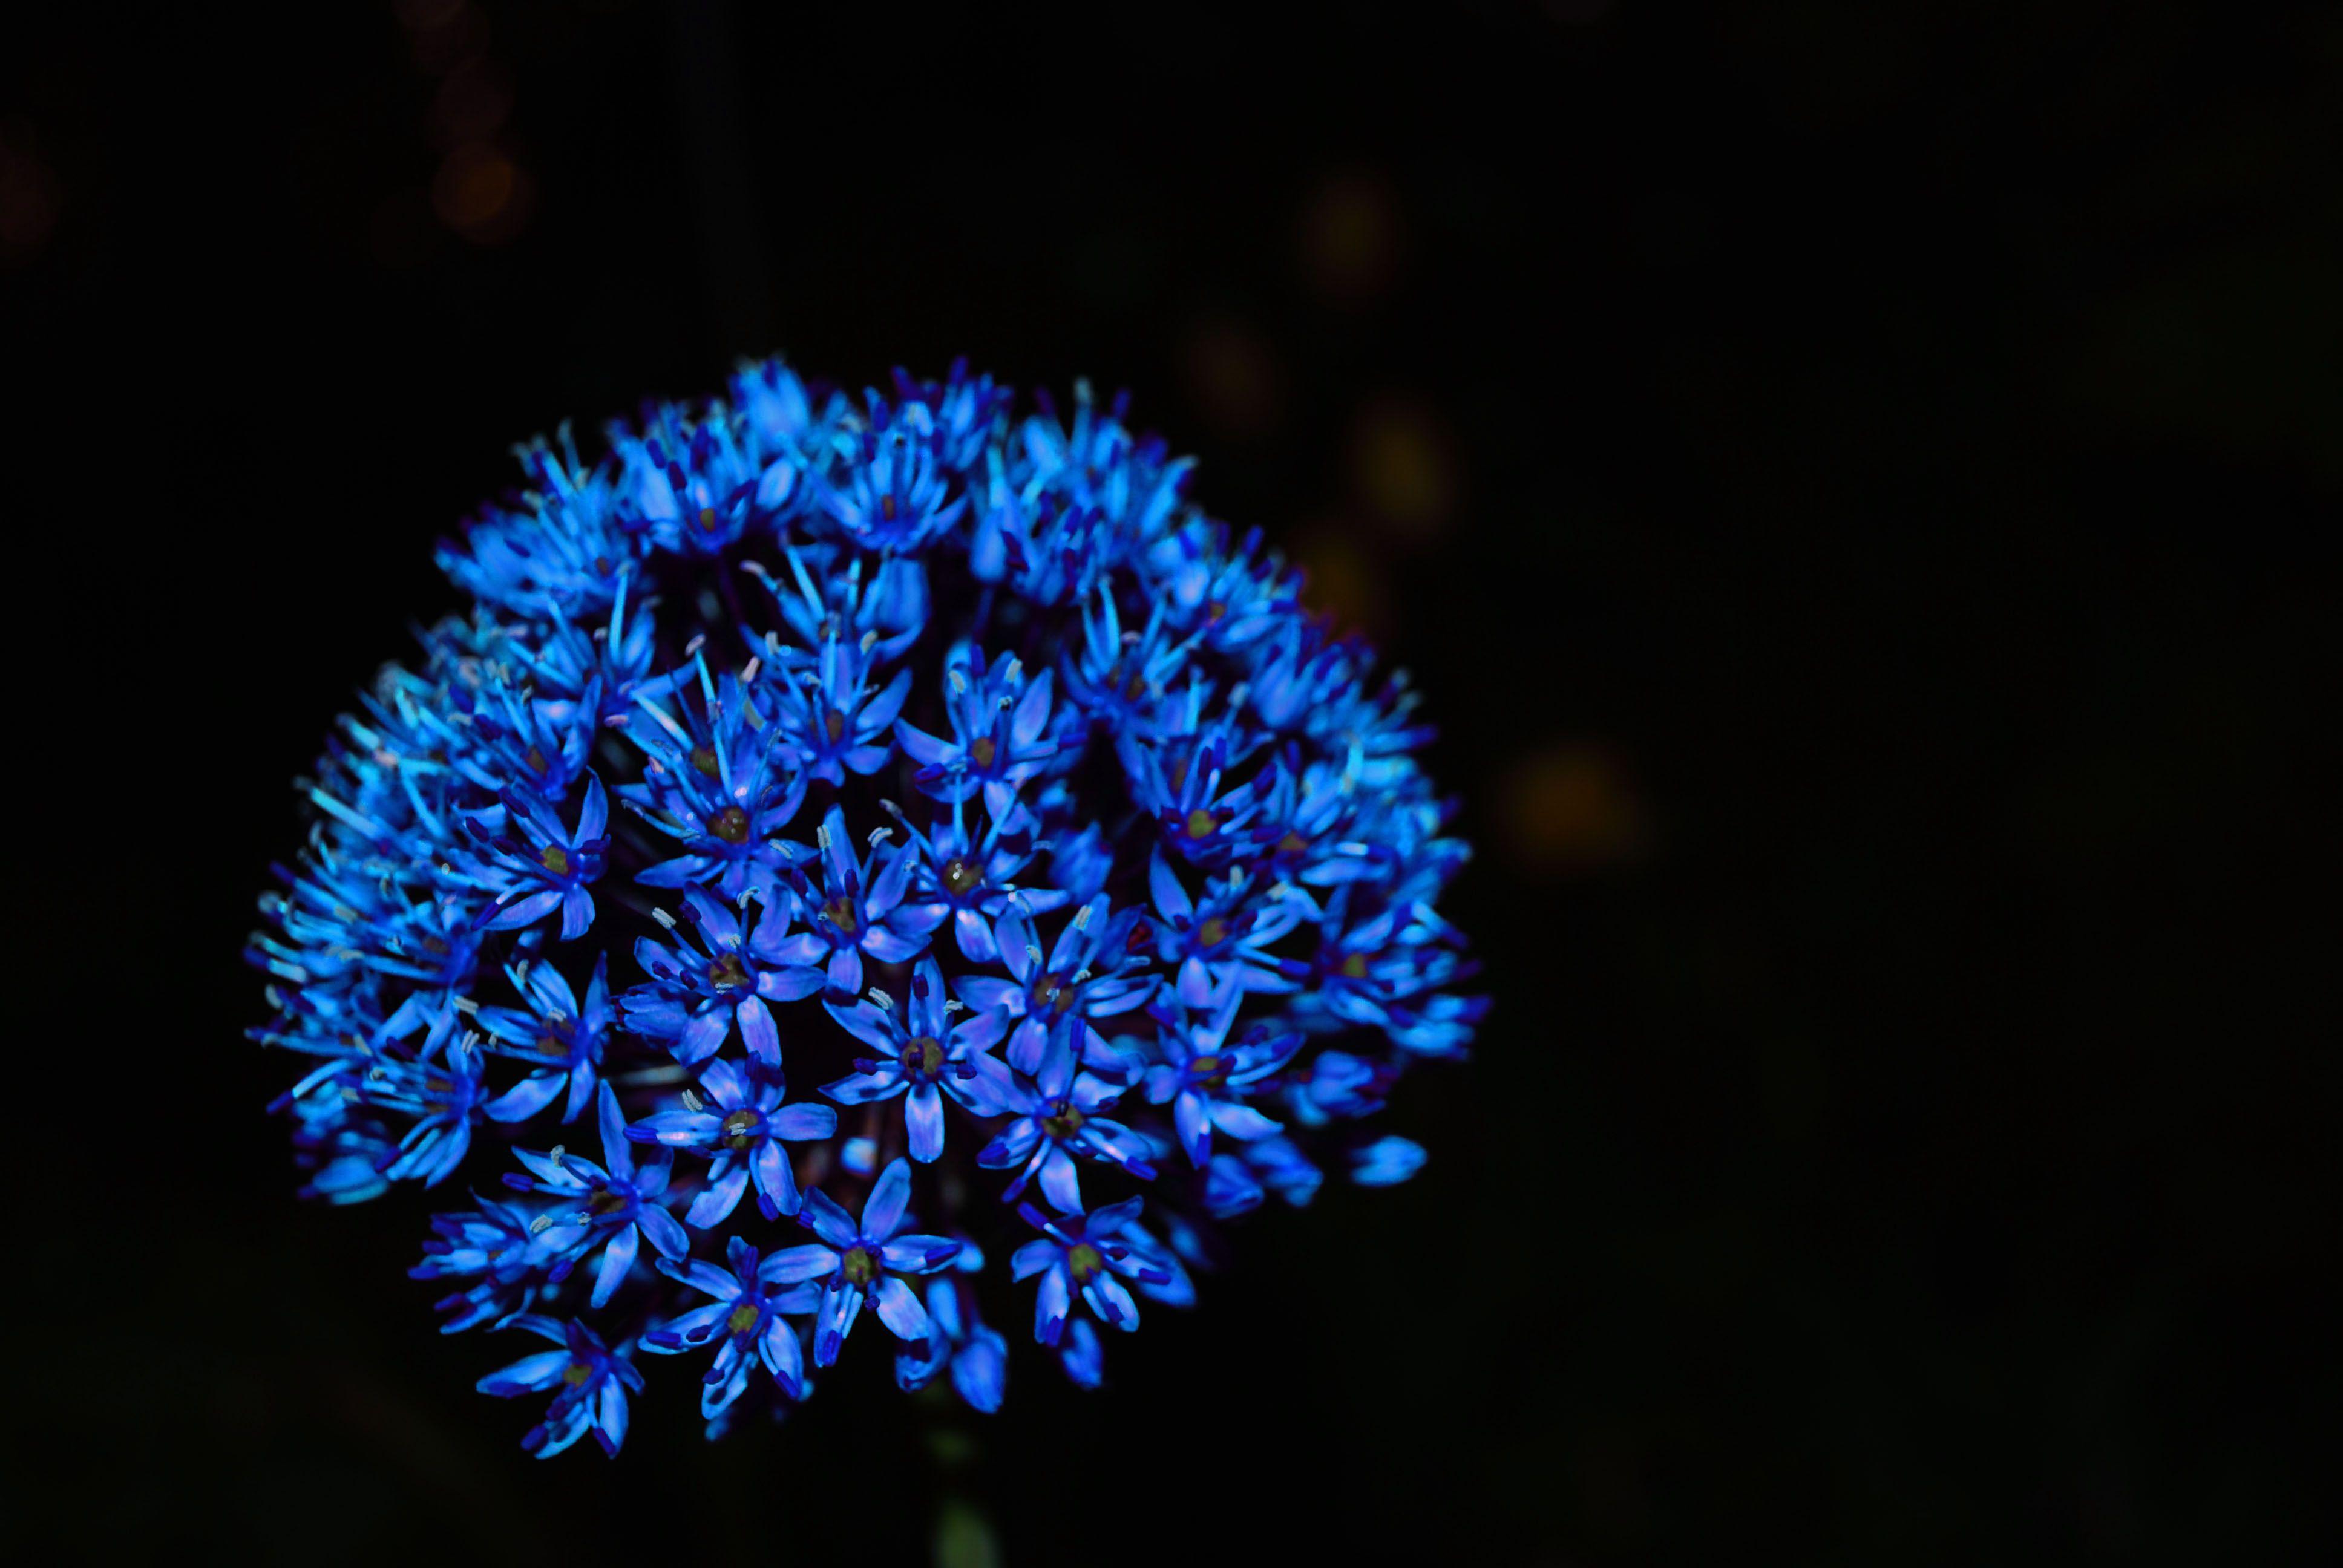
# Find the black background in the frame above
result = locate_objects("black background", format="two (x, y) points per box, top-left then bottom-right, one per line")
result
(4, 2), (2334, 1563)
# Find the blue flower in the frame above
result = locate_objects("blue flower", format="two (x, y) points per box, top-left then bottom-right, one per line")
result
(955, 895), (1156, 1077)
(1116, 688), (1270, 871)
(761, 627), (914, 787)
(885, 792), (1067, 964)
(1299, 886), (1486, 1058)
(502, 1085), (690, 1308)
(1141, 976), (1302, 1167)
(820, 399), (969, 552)
(756, 543), (927, 661)
(1281, 1047), (1393, 1126)
(644, 1235), (822, 1416)
(413, 1189), (551, 1331)
(461, 774), (611, 939)
(436, 425), (635, 619)
(1145, 849), (1309, 1005)
(611, 406), (781, 558)
(618, 662), (809, 901)
(474, 952), (614, 1124)
(977, 1026), (1156, 1209)
(1059, 587), (1195, 737)
(620, 888), (825, 1068)
(1009, 1197), (1172, 1346)
(477, 1315), (644, 1458)
(818, 958), (1017, 1162)
(765, 1158), (962, 1367)
(891, 358), (1012, 471)
(1147, 518), (1297, 653)
(1203, 1135), (1324, 1216)
(445, 661), (600, 801)
(625, 1056), (837, 1224)
(371, 1033), (492, 1187)
(768, 804), (945, 998)
(255, 358), (1481, 1450)
(893, 645), (1063, 817)
(502, 582), (657, 729)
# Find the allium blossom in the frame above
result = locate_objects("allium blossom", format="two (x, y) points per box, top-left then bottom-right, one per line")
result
(251, 359), (1484, 1453)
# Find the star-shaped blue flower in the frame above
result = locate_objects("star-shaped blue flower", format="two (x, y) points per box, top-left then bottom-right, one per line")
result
(643, 1235), (822, 1416)
(1009, 1197), (1171, 1346)
(763, 1158), (962, 1367)
(977, 1024), (1156, 1209)
(767, 804), (945, 998)
(624, 1057), (837, 1224)
(955, 895), (1156, 1077)
(462, 773), (611, 939)
(474, 952), (613, 1125)
(818, 959), (1017, 1163)
(620, 888), (825, 1068)
(477, 1315), (643, 1458)
(894, 645), (1062, 817)
(1141, 976), (1301, 1167)
(502, 1084), (690, 1307)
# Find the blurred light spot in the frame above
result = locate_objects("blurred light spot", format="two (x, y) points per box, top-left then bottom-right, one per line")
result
(1179, 315), (1283, 440)
(400, 0), (490, 73)
(431, 143), (531, 243)
(0, 129), (61, 265)
(933, 1497), (1001, 1568)
(1290, 522), (1389, 639)
(427, 58), (513, 151)
(1296, 169), (1403, 306)
(1349, 395), (1457, 537)
(1500, 740), (1647, 875)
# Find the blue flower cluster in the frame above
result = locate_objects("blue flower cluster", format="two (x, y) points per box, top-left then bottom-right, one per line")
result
(250, 360), (1483, 1454)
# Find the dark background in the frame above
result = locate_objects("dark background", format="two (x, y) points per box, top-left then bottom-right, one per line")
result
(4, 2), (2333, 1562)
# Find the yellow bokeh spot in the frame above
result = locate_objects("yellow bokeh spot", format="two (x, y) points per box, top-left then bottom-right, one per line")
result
(1500, 741), (1648, 874)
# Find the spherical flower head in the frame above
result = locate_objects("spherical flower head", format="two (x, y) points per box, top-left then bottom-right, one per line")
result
(249, 359), (1483, 1454)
